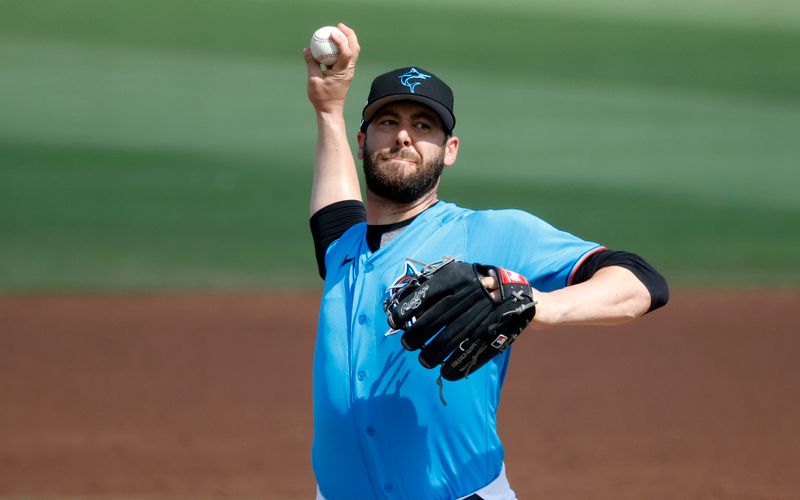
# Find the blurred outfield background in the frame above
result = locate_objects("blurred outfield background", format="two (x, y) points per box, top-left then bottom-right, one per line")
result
(1, 0), (798, 291)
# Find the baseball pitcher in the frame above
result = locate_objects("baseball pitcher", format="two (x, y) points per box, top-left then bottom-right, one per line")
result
(303, 23), (668, 500)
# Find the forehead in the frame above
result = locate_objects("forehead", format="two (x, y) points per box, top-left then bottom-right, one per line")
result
(372, 101), (444, 127)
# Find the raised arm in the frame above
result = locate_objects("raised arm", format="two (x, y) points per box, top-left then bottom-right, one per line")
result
(303, 23), (363, 216)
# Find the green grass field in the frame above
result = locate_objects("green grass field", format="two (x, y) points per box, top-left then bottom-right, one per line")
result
(1, 0), (799, 290)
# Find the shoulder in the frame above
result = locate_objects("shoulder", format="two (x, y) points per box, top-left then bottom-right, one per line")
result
(436, 204), (562, 242)
(429, 201), (475, 222)
(469, 207), (537, 222)
(326, 221), (367, 256)
(433, 202), (537, 225)
(463, 207), (551, 234)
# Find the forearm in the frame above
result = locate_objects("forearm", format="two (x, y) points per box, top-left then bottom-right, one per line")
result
(532, 266), (651, 329)
(311, 111), (362, 215)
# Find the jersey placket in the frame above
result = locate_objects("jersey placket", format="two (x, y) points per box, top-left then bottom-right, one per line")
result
(349, 253), (402, 498)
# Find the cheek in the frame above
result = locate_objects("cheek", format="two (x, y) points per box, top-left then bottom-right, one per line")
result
(419, 143), (445, 160)
(364, 129), (393, 149)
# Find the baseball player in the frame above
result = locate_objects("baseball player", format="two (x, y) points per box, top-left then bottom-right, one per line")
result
(303, 24), (668, 500)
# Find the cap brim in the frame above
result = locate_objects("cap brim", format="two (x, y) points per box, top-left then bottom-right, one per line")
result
(361, 94), (455, 133)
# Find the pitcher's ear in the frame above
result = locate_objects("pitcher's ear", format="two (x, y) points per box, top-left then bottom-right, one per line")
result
(444, 135), (460, 166)
(357, 131), (365, 160)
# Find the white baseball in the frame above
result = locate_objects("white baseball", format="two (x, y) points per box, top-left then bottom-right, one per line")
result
(309, 26), (348, 66)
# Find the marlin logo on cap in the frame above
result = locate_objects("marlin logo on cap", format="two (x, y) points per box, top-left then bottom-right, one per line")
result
(398, 68), (431, 94)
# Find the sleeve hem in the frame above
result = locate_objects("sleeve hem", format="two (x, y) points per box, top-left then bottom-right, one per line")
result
(567, 246), (607, 286)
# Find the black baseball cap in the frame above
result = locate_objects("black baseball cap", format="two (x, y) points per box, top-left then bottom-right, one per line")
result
(360, 67), (455, 134)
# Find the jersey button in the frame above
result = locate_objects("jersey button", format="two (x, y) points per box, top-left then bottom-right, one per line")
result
(365, 263), (374, 272)
(366, 426), (375, 437)
(357, 314), (367, 325)
(383, 483), (394, 493)
(357, 370), (367, 381)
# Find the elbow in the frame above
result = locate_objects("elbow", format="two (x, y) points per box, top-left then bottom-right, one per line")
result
(617, 283), (654, 323)
(618, 274), (666, 324)
(608, 289), (651, 326)
(624, 290), (651, 323)
(646, 273), (670, 313)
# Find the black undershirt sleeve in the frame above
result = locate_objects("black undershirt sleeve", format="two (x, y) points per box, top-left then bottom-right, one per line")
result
(571, 250), (669, 313)
(309, 200), (367, 279)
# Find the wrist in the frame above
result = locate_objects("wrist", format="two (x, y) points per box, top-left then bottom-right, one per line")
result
(531, 291), (561, 329)
(316, 108), (347, 128)
(315, 109), (348, 133)
(315, 104), (345, 119)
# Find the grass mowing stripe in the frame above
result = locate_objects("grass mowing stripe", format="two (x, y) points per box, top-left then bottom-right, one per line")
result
(338, 0), (800, 30)
(450, 70), (800, 210)
(0, 36), (311, 158)
(0, 140), (316, 291)
(1, 1), (798, 101)
(2, 140), (798, 291)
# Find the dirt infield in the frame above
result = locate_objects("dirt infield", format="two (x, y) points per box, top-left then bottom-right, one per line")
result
(1, 290), (798, 499)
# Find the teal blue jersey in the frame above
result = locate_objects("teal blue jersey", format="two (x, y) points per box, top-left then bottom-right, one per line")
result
(313, 202), (602, 499)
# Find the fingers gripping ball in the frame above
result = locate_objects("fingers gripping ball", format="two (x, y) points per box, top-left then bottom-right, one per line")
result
(384, 259), (536, 381)
(309, 26), (349, 66)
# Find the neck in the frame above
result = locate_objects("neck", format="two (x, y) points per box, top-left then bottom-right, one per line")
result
(365, 187), (439, 225)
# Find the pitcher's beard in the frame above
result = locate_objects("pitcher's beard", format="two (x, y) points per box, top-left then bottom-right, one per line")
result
(362, 146), (445, 204)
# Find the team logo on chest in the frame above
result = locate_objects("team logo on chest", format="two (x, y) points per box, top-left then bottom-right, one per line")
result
(383, 260), (422, 336)
(385, 261), (420, 297)
(382, 257), (457, 336)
